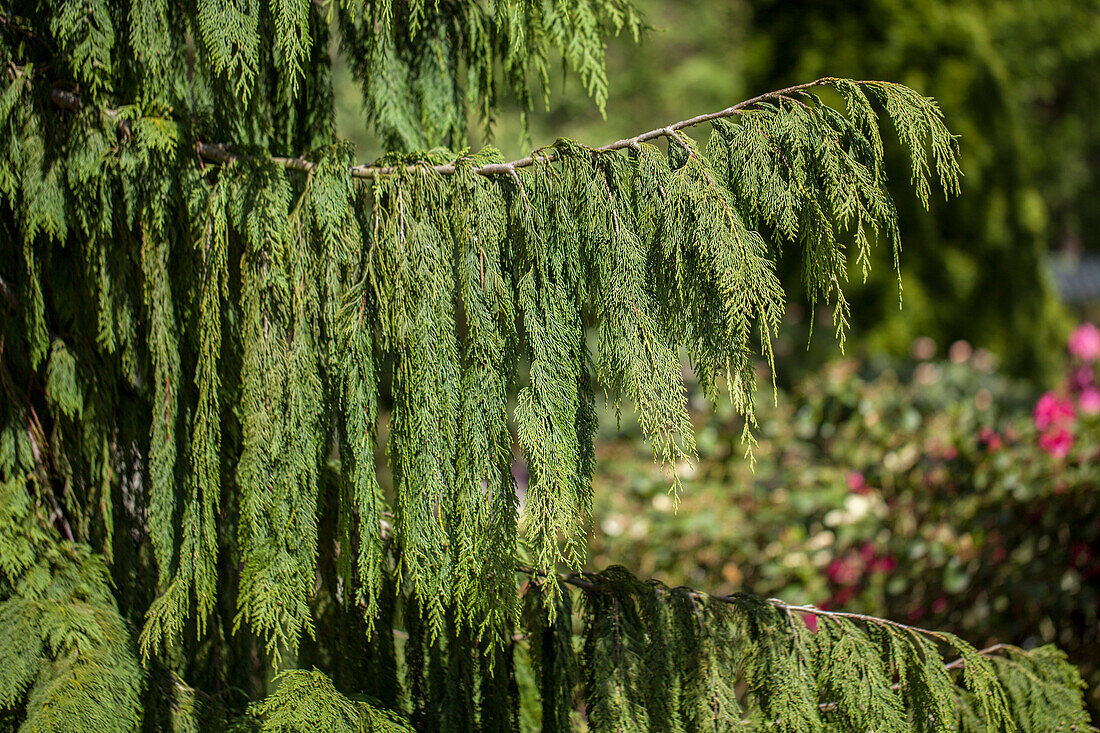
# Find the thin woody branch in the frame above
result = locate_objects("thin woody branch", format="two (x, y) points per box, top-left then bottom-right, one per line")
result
(46, 78), (842, 180)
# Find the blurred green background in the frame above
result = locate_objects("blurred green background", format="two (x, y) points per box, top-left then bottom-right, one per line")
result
(336, 0), (1100, 716)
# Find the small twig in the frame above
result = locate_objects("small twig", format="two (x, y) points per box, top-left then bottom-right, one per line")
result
(943, 642), (1012, 672)
(770, 600), (942, 638)
(26, 412), (76, 543)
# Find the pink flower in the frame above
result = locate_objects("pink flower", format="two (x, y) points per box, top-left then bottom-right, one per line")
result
(978, 427), (1002, 452)
(846, 470), (868, 495)
(1033, 392), (1075, 430)
(826, 558), (861, 586)
(1068, 323), (1100, 361)
(1038, 425), (1074, 458)
(1069, 366), (1095, 394)
(831, 586), (856, 605)
(872, 555), (898, 573)
(1079, 387), (1100, 415)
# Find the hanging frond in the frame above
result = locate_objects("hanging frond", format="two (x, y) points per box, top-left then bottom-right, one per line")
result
(249, 669), (414, 732)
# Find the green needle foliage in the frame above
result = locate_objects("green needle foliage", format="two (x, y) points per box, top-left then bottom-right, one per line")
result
(563, 567), (1093, 733)
(0, 1), (1090, 730)
(248, 669), (414, 733)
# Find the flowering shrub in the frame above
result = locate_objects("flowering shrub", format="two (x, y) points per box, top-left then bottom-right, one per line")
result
(590, 329), (1100, 715)
(1031, 322), (1100, 458)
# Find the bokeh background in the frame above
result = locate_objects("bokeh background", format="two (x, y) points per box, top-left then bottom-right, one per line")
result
(338, 0), (1100, 716)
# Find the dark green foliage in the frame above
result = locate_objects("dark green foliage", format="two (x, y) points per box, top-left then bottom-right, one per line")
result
(0, 424), (143, 732)
(336, 1), (643, 151)
(523, 583), (576, 733)
(0, 1), (1090, 730)
(565, 567), (1093, 733)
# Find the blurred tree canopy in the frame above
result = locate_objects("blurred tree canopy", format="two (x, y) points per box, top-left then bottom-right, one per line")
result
(451, 0), (1100, 379)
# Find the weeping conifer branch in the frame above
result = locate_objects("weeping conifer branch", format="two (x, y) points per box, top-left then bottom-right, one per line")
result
(2, 3), (1091, 730)
(13, 60), (966, 651)
(531, 566), (1094, 733)
(46, 75), (945, 186)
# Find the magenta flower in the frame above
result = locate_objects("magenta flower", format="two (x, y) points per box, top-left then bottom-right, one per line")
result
(873, 556), (898, 573)
(1079, 387), (1100, 416)
(1038, 425), (1074, 458)
(978, 427), (1002, 451)
(1068, 323), (1100, 361)
(826, 558), (861, 586)
(846, 470), (868, 495)
(1069, 365), (1095, 394)
(1033, 392), (1075, 430)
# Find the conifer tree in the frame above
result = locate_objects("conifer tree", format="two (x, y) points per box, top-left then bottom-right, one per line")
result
(0, 2), (1092, 731)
